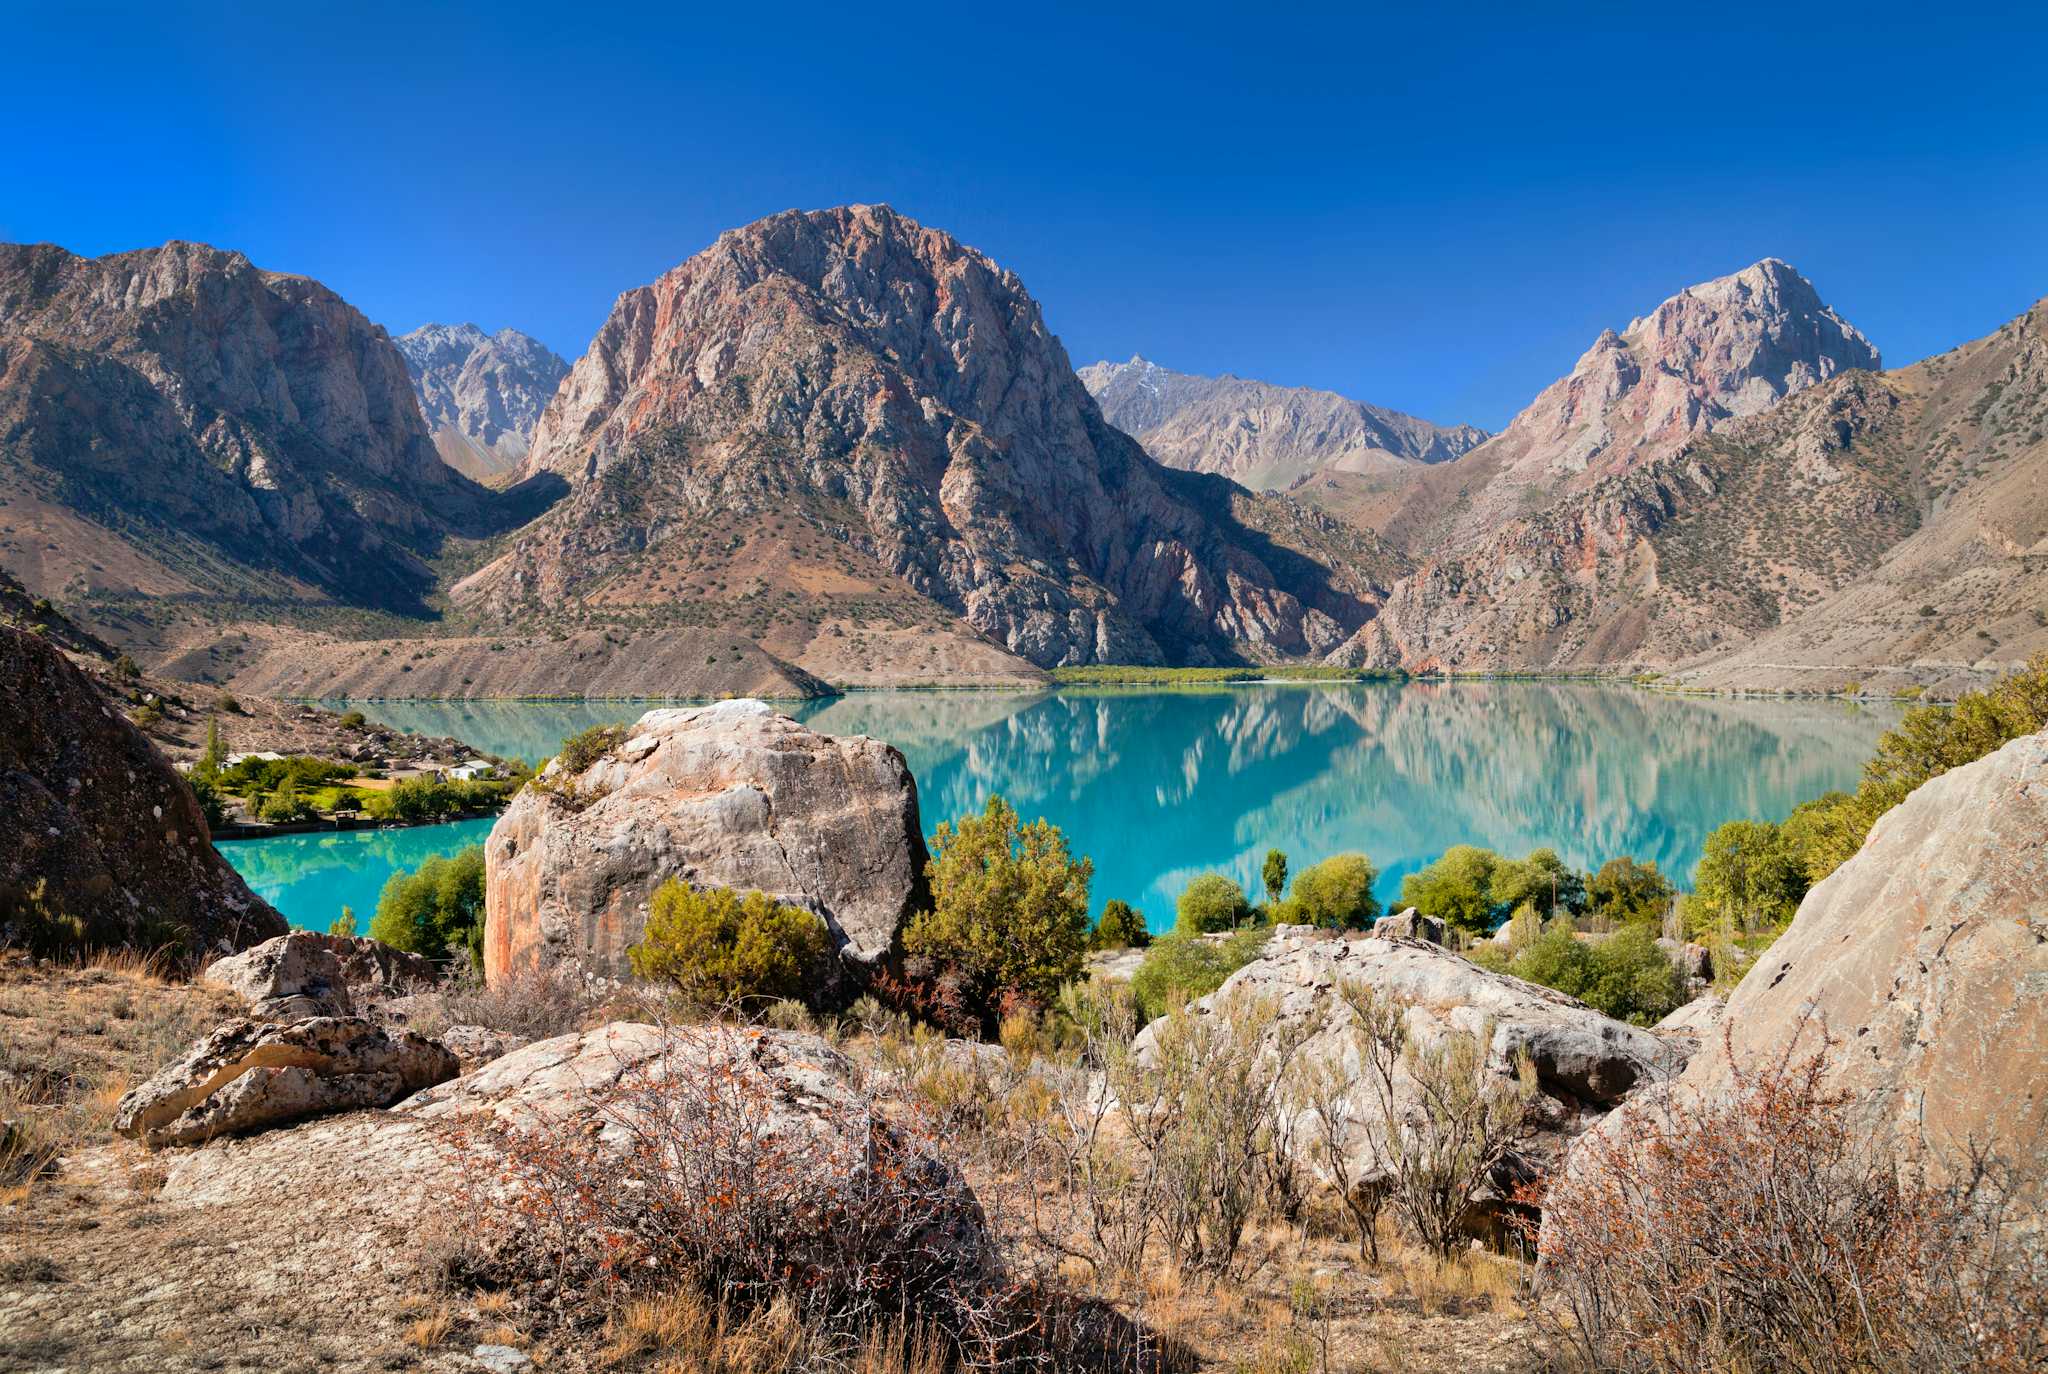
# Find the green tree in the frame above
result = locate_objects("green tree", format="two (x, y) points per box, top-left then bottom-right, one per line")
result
(1691, 820), (1803, 936)
(629, 881), (828, 1007)
(1586, 856), (1674, 924)
(1261, 849), (1289, 907)
(1130, 928), (1270, 1023)
(1399, 844), (1503, 934)
(904, 796), (1092, 1008)
(197, 716), (227, 778)
(1282, 852), (1382, 929)
(369, 846), (486, 962)
(258, 776), (316, 823)
(187, 773), (228, 830)
(1091, 898), (1151, 950)
(114, 652), (140, 681)
(1175, 872), (1252, 935)
(329, 906), (357, 938)
(1491, 847), (1587, 917)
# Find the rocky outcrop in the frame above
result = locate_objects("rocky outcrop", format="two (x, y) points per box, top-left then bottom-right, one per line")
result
(459, 205), (1378, 669)
(484, 700), (928, 985)
(0, 625), (284, 954)
(1660, 728), (2048, 1169)
(1079, 356), (1485, 491)
(114, 1017), (459, 1148)
(1137, 927), (1688, 1206)
(396, 323), (568, 484)
(1371, 908), (1444, 944)
(202, 931), (438, 1020)
(0, 240), (496, 615)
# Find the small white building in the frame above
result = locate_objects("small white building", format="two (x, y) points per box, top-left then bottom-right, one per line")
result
(446, 762), (495, 781)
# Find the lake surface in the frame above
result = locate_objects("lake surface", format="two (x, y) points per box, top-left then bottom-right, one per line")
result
(220, 684), (1898, 934)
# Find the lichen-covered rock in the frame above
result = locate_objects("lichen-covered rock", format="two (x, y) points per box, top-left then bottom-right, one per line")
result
(432, 1024), (530, 1072)
(1371, 908), (1445, 944)
(0, 626), (285, 955)
(203, 932), (440, 1020)
(114, 1017), (458, 1149)
(483, 700), (927, 985)
(1135, 925), (1688, 1206)
(1663, 728), (2048, 1169)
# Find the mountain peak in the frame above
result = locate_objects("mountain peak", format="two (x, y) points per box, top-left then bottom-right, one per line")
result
(396, 323), (568, 484)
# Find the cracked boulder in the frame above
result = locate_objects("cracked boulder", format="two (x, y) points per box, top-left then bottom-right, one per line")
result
(483, 700), (928, 987)
(114, 1017), (459, 1148)
(201, 931), (438, 1020)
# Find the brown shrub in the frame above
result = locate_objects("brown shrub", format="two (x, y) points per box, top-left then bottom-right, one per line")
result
(1535, 1047), (2047, 1374)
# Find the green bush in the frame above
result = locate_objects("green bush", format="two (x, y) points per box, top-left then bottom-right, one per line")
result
(628, 880), (829, 1007)
(1509, 924), (1686, 1025)
(1130, 927), (1270, 1023)
(1587, 856), (1674, 924)
(339, 709), (367, 729)
(1091, 899), (1151, 950)
(1399, 844), (1503, 934)
(1280, 852), (1382, 929)
(329, 906), (357, 937)
(904, 795), (1092, 1009)
(556, 722), (627, 774)
(369, 846), (486, 963)
(1175, 873), (1253, 935)
(258, 778), (319, 823)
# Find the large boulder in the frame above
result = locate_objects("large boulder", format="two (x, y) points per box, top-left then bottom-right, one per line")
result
(1650, 728), (2048, 1171)
(483, 700), (928, 985)
(114, 1017), (459, 1148)
(203, 931), (438, 1020)
(1134, 925), (1688, 1211)
(0, 626), (285, 954)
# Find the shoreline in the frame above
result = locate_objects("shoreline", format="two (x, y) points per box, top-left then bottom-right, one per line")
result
(212, 807), (505, 842)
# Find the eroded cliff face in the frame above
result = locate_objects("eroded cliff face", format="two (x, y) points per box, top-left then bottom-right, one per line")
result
(396, 323), (568, 484)
(457, 205), (1377, 669)
(0, 241), (491, 613)
(1078, 355), (1486, 492)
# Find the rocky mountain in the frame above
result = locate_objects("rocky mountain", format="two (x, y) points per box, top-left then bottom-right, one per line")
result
(1077, 356), (1486, 491)
(1331, 296), (2048, 687)
(395, 323), (568, 484)
(0, 241), (496, 621)
(1369, 258), (1880, 555)
(462, 205), (1382, 672)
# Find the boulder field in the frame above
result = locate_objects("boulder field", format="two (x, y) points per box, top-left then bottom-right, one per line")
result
(482, 699), (928, 986)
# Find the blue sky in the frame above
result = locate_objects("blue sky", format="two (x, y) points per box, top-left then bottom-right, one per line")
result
(5, 1), (2044, 429)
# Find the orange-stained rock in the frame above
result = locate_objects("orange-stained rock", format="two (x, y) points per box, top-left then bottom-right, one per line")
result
(483, 700), (926, 986)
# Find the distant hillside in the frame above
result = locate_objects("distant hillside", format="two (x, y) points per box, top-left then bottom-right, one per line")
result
(0, 240), (499, 622)
(1079, 356), (1485, 491)
(1330, 297), (2048, 690)
(396, 323), (568, 485)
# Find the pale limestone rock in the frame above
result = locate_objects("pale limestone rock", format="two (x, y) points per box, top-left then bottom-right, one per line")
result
(1135, 926), (1688, 1202)
(115, 1017), (458, 1149)
(483, 700), (926, 985)
(1371, 908), (1445, 944)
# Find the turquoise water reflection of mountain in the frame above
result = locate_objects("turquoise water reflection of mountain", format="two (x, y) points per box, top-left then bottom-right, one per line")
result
(232, 685), (1897, 933)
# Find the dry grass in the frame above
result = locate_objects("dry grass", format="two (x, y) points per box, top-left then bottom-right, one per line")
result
(402, 1306), (455, 1349)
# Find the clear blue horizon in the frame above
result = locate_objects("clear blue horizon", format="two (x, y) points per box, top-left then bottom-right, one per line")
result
(5, 0), (2044, 430)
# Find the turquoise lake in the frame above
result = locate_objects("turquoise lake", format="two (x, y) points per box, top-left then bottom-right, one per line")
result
(218, 683), (1899, 934)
